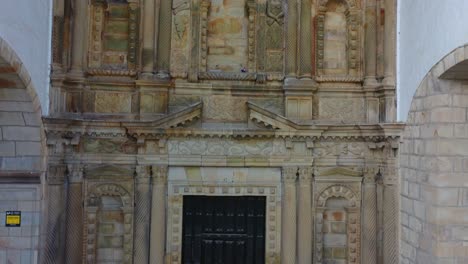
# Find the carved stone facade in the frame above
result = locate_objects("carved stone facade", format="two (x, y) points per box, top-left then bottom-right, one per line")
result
(44, 0), (400, 263)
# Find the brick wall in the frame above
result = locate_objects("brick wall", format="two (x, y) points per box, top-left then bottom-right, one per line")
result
(401, 47), (468, 263)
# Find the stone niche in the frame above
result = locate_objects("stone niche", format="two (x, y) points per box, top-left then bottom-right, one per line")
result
(88, 0), (139, 75)
(170, 0), (285, 81)
(316, 0), (362, 80)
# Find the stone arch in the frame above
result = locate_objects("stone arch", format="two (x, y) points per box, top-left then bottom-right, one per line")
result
(316, 184), (359, 208)
(0, 37), (46, 173)
(400, 43), (468, 263)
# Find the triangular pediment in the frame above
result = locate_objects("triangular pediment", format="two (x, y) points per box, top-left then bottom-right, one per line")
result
(317, 167), (362, 177)
(247, 102), (298, 131)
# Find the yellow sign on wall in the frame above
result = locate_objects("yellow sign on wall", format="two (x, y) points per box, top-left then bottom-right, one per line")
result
(5, 211), (21, 227)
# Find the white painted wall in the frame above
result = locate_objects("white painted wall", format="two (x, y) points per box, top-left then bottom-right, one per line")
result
(398, 0), (468, 121)
(0, 0), (52, 115)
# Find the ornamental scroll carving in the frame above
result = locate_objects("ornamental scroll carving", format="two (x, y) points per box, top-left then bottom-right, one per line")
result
(264, 0), (284, 73)
(88, 0), (139, 75)
(316, 0), (362, 81)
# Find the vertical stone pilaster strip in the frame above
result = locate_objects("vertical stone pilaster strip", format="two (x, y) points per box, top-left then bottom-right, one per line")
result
(52, 0), (65, 72)
(149, 166), (168, 264)
(281, 167), (297, 264)
(188, 0), (200, 82)
(41, 165), (67, 264)
(299, 0), (312, 77)
(362, 168), (378, 264)
(383, 167), (398, 264)
(297, 167), (313, 264)
(285, 0), (298, 77)
(134, 166), (152, 264)
(383, 0), (396, 86)
(141, 0), (156, 75)
(64, 165), (84, 264)
(156, 0), (172, 77)
(70, 0), (87, 75)
(364, 0), (378, 86)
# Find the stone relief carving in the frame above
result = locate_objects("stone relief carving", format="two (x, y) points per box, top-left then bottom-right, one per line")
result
(319, 98), (366, 122)
(171, 0), (190, 78)
(314, 142), (370, 159)
(82, 137), (137, 154)
(203, 95), (248, 122)
(168, 138), (288, 156)
(265, 0), (284, 73)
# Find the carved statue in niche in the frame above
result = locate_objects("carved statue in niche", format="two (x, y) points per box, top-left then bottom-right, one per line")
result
(88, 0), (139, 72)
(170, 0), (190, 77)
(265, 0), (284, 72)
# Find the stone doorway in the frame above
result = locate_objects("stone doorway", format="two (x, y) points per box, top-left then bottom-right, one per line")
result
(182, 196), (266, 264)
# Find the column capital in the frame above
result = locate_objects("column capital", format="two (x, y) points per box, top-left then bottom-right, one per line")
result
(152, 165), (168, 184)
(282, 167), (297, 183)
(363, 167), (378, 184)
(381, 167), (398, 186)
(67, 164), (84, 183)
(298, 167), (313, 183)
(47, 164), (67, 185)
(136, 165), (152, 184)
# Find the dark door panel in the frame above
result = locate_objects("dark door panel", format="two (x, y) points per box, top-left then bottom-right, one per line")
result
(182, 196), (266, 264)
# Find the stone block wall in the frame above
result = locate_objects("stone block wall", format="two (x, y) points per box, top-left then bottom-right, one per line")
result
(400, 46), (468, 263)
(0, 184), (41, 264)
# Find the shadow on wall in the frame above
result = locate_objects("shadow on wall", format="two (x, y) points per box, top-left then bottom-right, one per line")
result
(400, 44), (468, 264)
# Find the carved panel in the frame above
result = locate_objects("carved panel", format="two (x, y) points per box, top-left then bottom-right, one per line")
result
(202, 95), (248, 122)
(318, 97), (365, 122)
(170, 0), (190, 78)
(264, 0), (284, 73)
(82, 137), (137, 154)
(168, 138), (288, 156)
(95, 92), (132, 113)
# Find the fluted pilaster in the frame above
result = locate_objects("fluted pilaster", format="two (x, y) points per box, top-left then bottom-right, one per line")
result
(64, 164), (84, 264)
(134, 165), (152, 264)
(362, 168), (378, 264)
(156, 0), (172, 78)
(281, 167), (297, 263)
(383, 167), (398, 264)
(41, 165), (67, 264)
(297, 167), (313, 264)
(149, 166), (168, 264)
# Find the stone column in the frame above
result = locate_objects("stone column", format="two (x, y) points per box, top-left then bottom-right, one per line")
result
(64, 164), (84, 264)
(149, 166), (168, 264)
(155, 0), (172, 78)
(134, 165), (152, 264)
(382, 0), (396, 86)
(364, 0), (378, 86)
(299, 0), (312, 78)
(297, 167), (313, 264)
(141, 0), (156, 77)
(281, 167), (297, 263)
(285, 0), (298, 77)
(70, 0), (87, 76)
(41, 165), (67, 264)
(362, 168), (378, 264)
(383, 167), (398, 264)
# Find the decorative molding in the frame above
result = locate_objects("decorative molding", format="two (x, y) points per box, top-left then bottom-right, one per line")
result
(47, 164), (67, 185)
(67, 164), (84, 183)
(282, 167), (298, 183)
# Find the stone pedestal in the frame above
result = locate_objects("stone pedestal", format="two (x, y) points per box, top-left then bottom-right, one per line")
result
(281, 167), (297, 264)
(149, 166), (168, 264)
